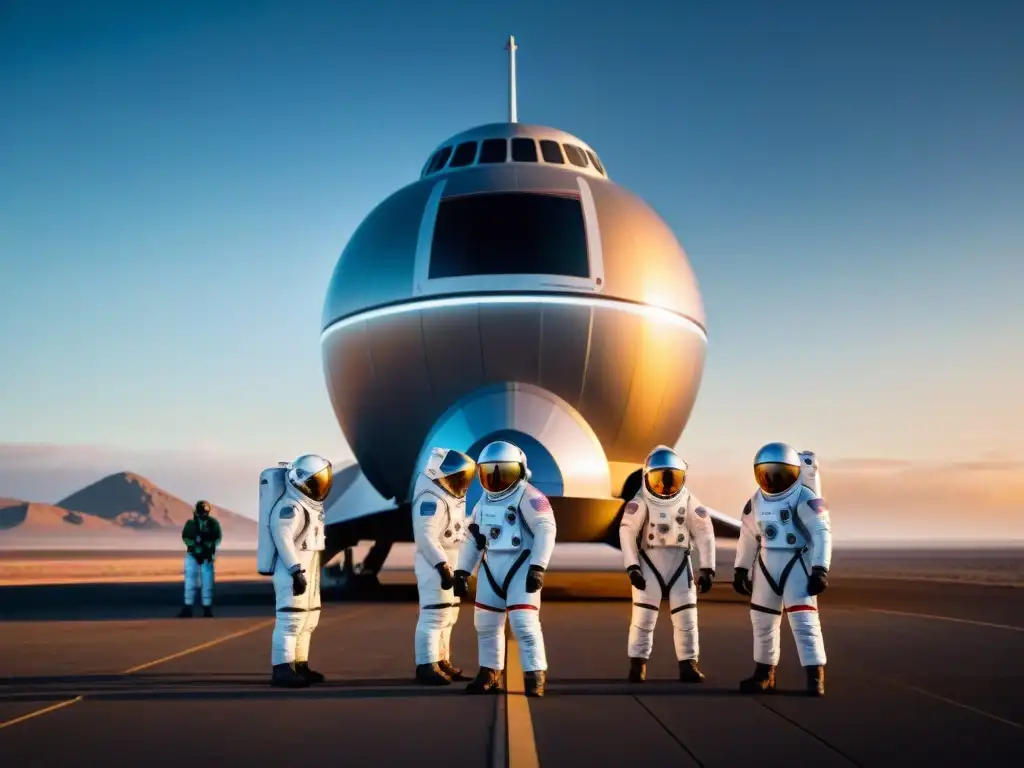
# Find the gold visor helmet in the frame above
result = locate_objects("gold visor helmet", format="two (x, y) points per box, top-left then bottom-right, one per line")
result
(642, 445), (687, 499)
(287, 454), (334, 502)
(753, 442), (802, 496)
(476, 440), (528, 496)
(431, 449), (476, 499)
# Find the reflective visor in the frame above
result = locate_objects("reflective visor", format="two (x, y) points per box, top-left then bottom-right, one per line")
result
(478, 461), (523, 494)
(754, 462), (801, 495)
(644, 467), (685, 499)
(302, 465), (334, 502)
(435, 451), (476, 499)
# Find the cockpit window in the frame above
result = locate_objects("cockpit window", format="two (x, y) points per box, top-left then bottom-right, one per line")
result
(426, 146), (453, 175)
(539, 140), (565, 164)
(511, 138), (538, 162)
(586, 150), (605, 176)
(429, 193), (590, 280)
(478, 138), (507, 164)
(449, 141), (478, 168)
(562, 144), (590, 168)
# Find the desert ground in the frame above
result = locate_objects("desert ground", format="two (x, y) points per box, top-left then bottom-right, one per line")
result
(0, 542), (1021, 587)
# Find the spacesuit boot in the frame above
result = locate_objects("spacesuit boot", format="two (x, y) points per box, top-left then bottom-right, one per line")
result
(271, 663), (310, 688)
(628, 657), (647, 683)
(464, 667), (503, 694)
(524, 670), (546, 698)
(416, 663), (452, 685)
(806, 664), (825, 696)
(438, 659), (468, 681)
(678, 658), (705, 683)
(176, 605), (192, 618)
(295, 661), (325, 684)
(739, 663), (776, 693)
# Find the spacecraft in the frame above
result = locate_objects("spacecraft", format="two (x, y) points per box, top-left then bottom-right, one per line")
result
(319, 37), (742, 585)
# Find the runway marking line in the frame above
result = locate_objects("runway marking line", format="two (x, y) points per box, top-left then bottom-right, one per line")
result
(504, 636), (540, 768)
(0, 617), (276, 733)
(0, 696), (84, 732)
(852, 607), (1024, 633)
(880, 677), (1023, 730)
(121, 618), (275, 673)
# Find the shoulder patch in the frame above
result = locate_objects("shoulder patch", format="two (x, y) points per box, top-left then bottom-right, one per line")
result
(278, 505), (296, 520)
(529, 494), (552, 514)
(807, 498), (828, 515)
(695, 506), (707, 518)
(419, 500), (437, 517)
(625, 501), (639, 515)
(742, 500), (752, 515)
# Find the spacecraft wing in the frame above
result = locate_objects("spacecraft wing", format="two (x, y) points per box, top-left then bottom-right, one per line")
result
(323, 461), (398, 527)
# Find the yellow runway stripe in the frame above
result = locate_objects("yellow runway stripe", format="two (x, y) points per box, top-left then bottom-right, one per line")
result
(121, 619), (274, 673)
(0, 696), (84, 731)
(505, 637), (541, 768)
(0, 618), (276, 732)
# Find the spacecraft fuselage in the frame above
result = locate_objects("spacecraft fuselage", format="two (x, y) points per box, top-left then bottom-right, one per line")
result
(318, 39), (740, 576)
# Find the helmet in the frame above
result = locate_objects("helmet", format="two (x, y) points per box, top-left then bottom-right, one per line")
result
(476, 441), (529, 497)
(642, 445), (687, 500)
(422, 447), (476, 499)
(753, 442), (802, 496)
(287, 454), (334, 502)
(194, 500), (211, 517)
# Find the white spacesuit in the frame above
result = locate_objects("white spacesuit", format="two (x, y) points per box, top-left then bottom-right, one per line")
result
(619, 446), (716, 683)
(411, 447), (476, 685)
(799, 450), (822, 496)
(267, 454), (333, 688)
(454, 440), (557, 698)
(733, 442), (832, 696)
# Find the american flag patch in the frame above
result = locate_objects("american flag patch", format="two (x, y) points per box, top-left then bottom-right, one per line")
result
(530, 495), (552, 514)
(807, 498), (828, 516)
(625, 501), (639, 515)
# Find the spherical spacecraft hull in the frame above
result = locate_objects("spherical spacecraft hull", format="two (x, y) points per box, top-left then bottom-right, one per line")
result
(321, 297), (715, 541)
(319, 124), (742, 566)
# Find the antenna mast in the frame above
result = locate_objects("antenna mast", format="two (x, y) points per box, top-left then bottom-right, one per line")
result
(505, 35), (518, 123)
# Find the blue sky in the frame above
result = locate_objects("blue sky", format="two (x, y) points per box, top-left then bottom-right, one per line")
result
(1, 0), (1021, 468)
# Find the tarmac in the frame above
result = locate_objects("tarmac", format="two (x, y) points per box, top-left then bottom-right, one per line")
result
(1, 573), (1022, 767)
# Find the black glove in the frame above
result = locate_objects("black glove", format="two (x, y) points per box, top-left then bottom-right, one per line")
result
(436, 562), (454, 591)
(453, 570), (470, 598)
(291, 568), (307, 596)
(733, 567), (752, 596)
(467, 523), (487, 551)
(697, 568), (715, 594)
(807, 566), (828, 596)
(626, 565), (646, 590)
(525, 565), (545, 593)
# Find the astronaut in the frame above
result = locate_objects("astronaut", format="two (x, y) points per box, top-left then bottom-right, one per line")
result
(453, 440), (557, 698)
(268, 454), (333, 688)
(799, 451), (822, 496)
(411, 447), (477, 685)
(177, 500), (222, 618)
(619, 446), (716, 683)
(733, 442), (832, 696)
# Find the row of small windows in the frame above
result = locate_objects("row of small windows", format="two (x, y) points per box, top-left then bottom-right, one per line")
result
(423, 138), (606, 177)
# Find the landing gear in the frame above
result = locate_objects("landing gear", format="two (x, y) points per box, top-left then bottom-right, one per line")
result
(324, 541), (393, 597)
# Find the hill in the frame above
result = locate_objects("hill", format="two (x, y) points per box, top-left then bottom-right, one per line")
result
(56, 472), (256, 535)
(0, 497), (131, 534)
